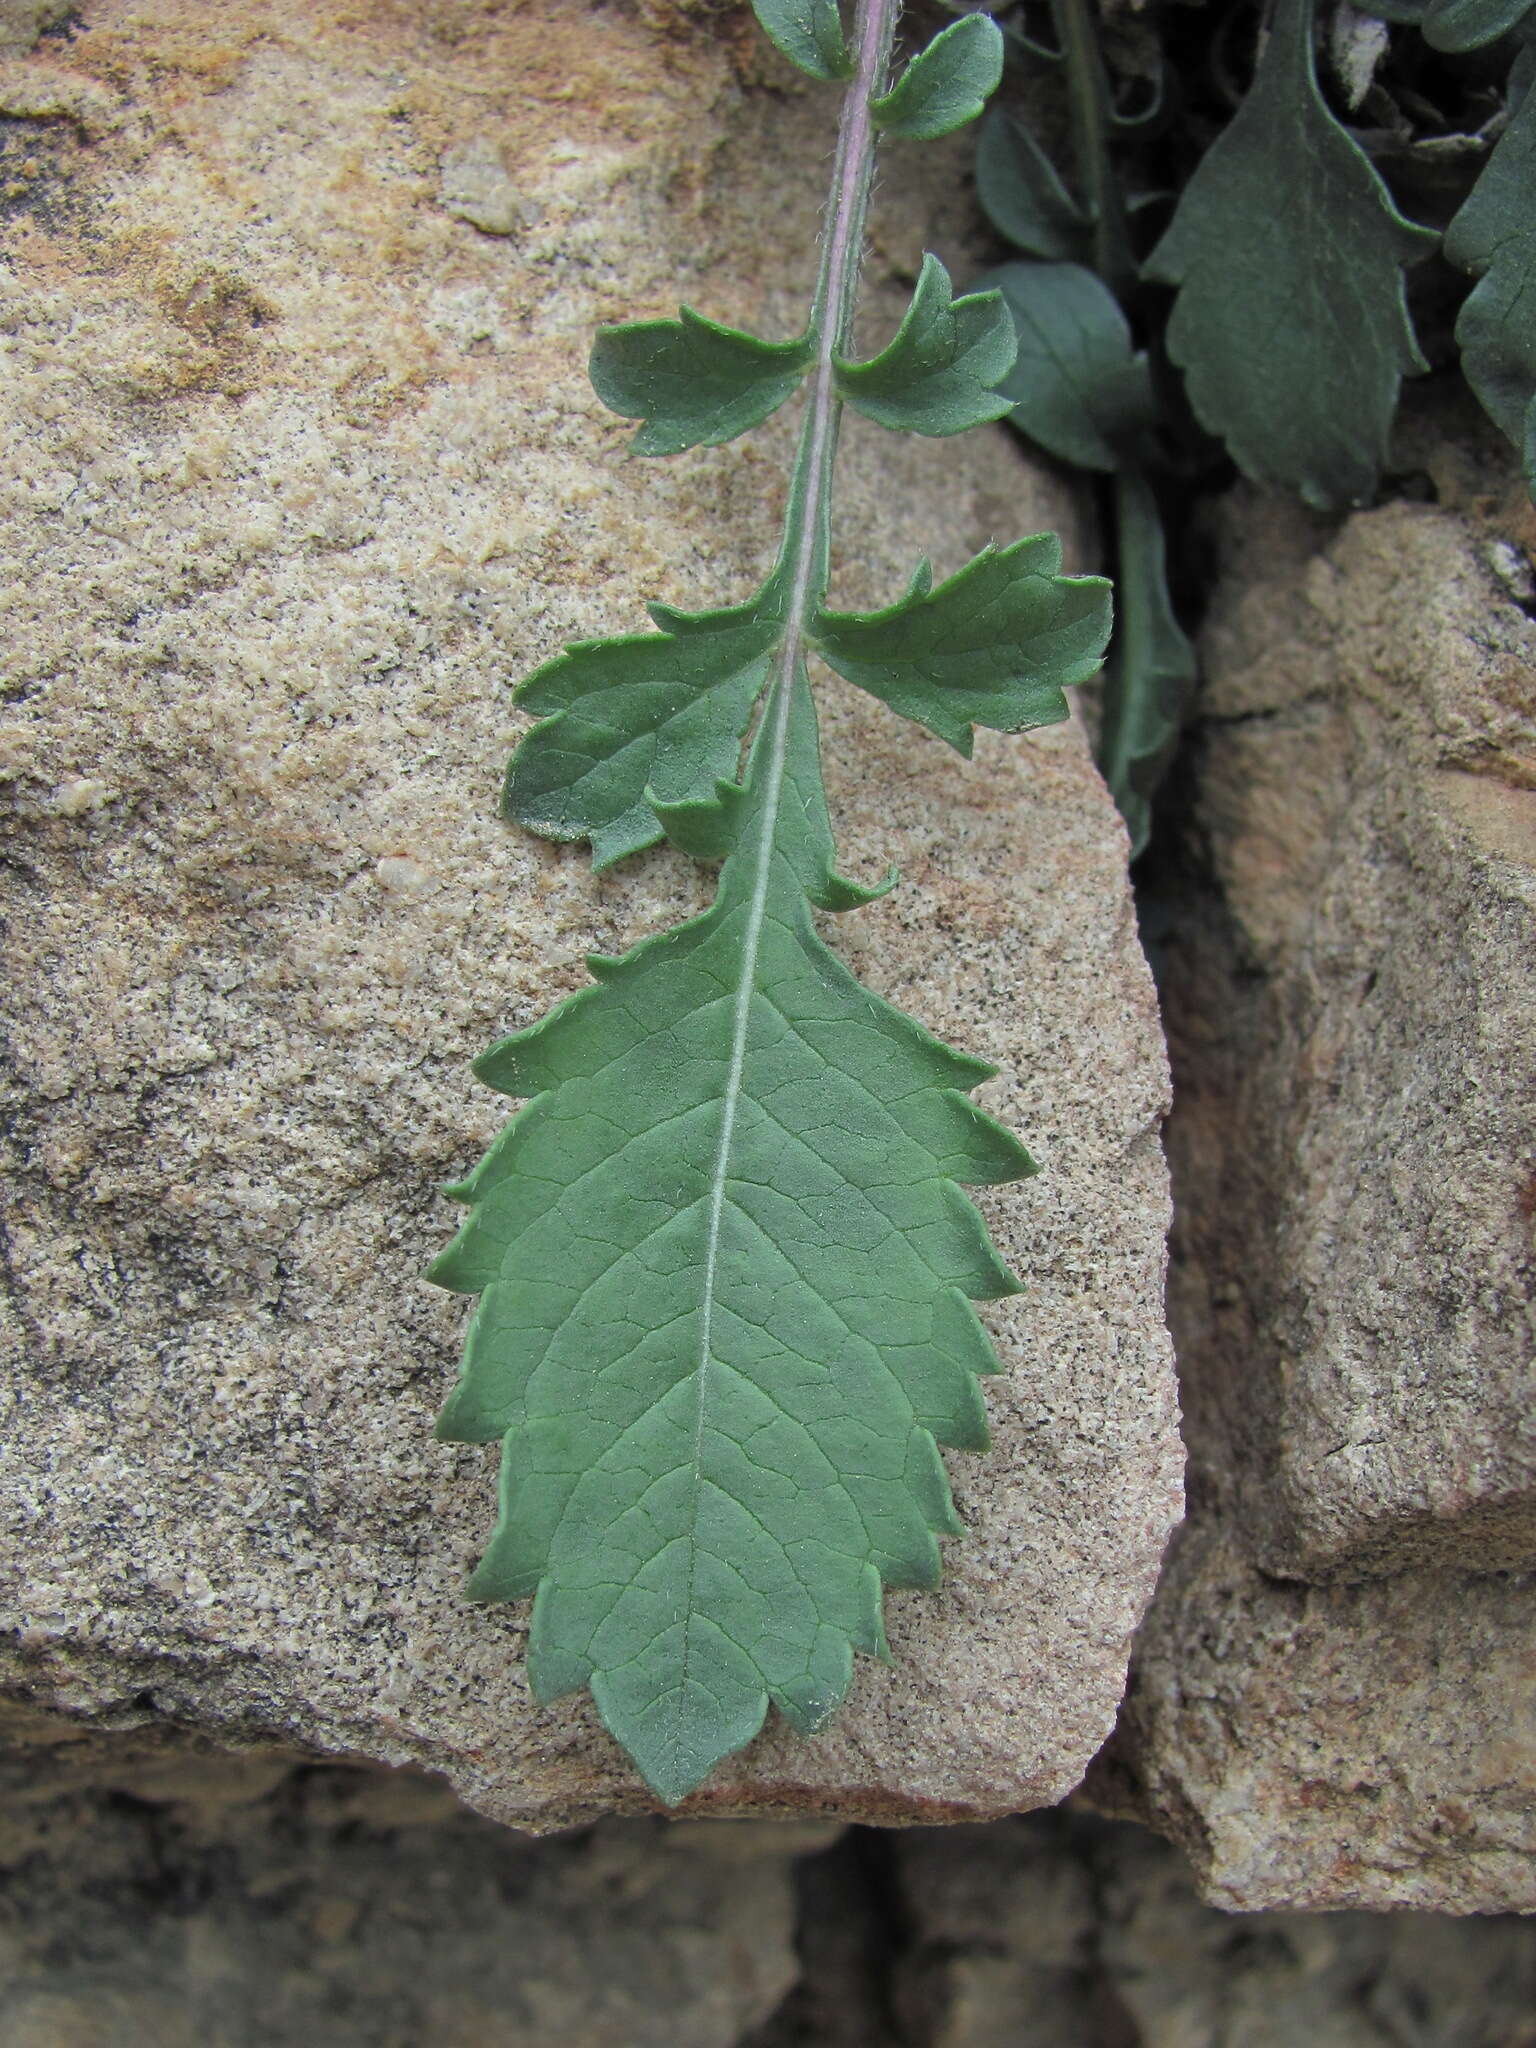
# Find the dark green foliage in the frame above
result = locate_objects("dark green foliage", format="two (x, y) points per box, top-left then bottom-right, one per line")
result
(976, 260), (1153, 472)
(974, 0), (1536, 853)
(1145, 0), (1434, 511)
(1446, 73), (1536, 494)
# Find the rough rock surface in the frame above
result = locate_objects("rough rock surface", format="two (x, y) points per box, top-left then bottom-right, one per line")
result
(4, 1733), (1535, 2047)
(0, 2), (1180, 1826)
(1163, 452), (1536, 1582)
(892, 1810), (1536, 2047)
(1092, 416), (1536, 1911)
(0, 1717), (822, 2048)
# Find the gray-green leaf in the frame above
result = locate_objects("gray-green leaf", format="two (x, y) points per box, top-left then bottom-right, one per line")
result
(750, 0), (852, 80)
(1145, 0), (1434, 509)
(977, 260), (1157, 473)
(811, 536), (1112, 754)
(1095, 469), (1197, 859)
(872, 14), (1004, 141)
(506, 594), (778, 869)
(974, 104), (1092, 263)
(834, 254), (1016, 436)
(590, 309), (813, 457)
(1445, 73), (1536, 491)
(1424, 0), (1533, 51)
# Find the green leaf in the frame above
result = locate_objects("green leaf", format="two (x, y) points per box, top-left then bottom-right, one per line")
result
(872, 14), (1004, 141)
(431, 673), (1029, 1806)
(1423, 0), (1533, 51)
(750, 0), (852, 80)
(812, 535), (1112, 754)
(1445, 75), (1536, 479)
(977, 260), (1157, 473)
(504, 592), (779, 869)
(834, 254), (1016, 436)
(974, 105), (1092, 263)
(1144, 0), (1434, 509)
(1095, 470), (1197, 859)
(590, 309), (813, 457)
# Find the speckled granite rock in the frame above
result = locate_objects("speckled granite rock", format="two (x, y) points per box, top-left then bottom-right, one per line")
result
(0, 0), (1180, 1828)
(1091, 421), (1536, 1911)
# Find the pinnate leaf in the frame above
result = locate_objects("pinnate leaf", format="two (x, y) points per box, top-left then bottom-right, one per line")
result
(978, 260), (1156, 473)
(1145, 0), (1433, 509)
(974, 105), (1092, 264)
(750, 0), (852, 80)
(431, 681), (1029, 1806)
(505, 593), (779, 869)
(812, 536), (1112, 754)
(590, 309), (813, 457)
(1445, 73), (1536, 494)
(834, 254), (1016, 436)
(872, 14), (1004, 141)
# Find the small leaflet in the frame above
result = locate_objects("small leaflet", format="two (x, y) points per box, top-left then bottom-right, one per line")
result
(834, 254), (1017, 437)
(750, 0), (852, 80)
(812, 537), (1112, 754)
(977, 260), (1156, 473)
(872, 14), (1004, 141)
(589, 308), (813, 457)
(1446, 74), (1536, 492)
(1145, 0), (1433, 509)
(505, 594), (779, 869)
(974, 104), (1093, 264)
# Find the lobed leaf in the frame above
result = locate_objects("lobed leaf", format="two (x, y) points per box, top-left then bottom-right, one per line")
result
(1445, 73), (1536, 496)
(750, 0), (853, 80)
(872, 14), (1004, 141)
(811, 536), (1112, 754)
(834, 254), (1017, 436)
(1095, 470), (1197, 859)
(432, 681), (1029, 1805)
(974, 104), (1093, 264)
(977, 260), (1156, 473)
(505, 592), (779, 869)
(1144, 0), (1434, 509)
(590, 309), (813, 457)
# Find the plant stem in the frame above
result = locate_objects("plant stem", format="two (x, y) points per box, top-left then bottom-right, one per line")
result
(688, 0), (901, 1664)
(1049, 0), (1134, 298)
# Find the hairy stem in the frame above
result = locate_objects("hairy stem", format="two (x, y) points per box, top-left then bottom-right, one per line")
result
(686, 0), (901, 1676)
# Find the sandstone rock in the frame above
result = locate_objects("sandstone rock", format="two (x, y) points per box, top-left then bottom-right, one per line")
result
(1092, 416), (1536, 1911)
(0, 1), (1180, 1826)
(1093, 1524), (1536, 1913)
(1161, 454), (1536, 1582)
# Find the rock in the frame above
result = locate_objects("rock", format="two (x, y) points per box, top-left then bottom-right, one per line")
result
(1092, 1524), (1536, 1913)
(1159, 451), (1536, 1582)
(0, 1), (1180, 1827)
(0, 0), (72, 58)
(892, 1808), (1536, 2045)
(1091, 414), (1536, 1911)
(0, 1720), (810, 2048)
